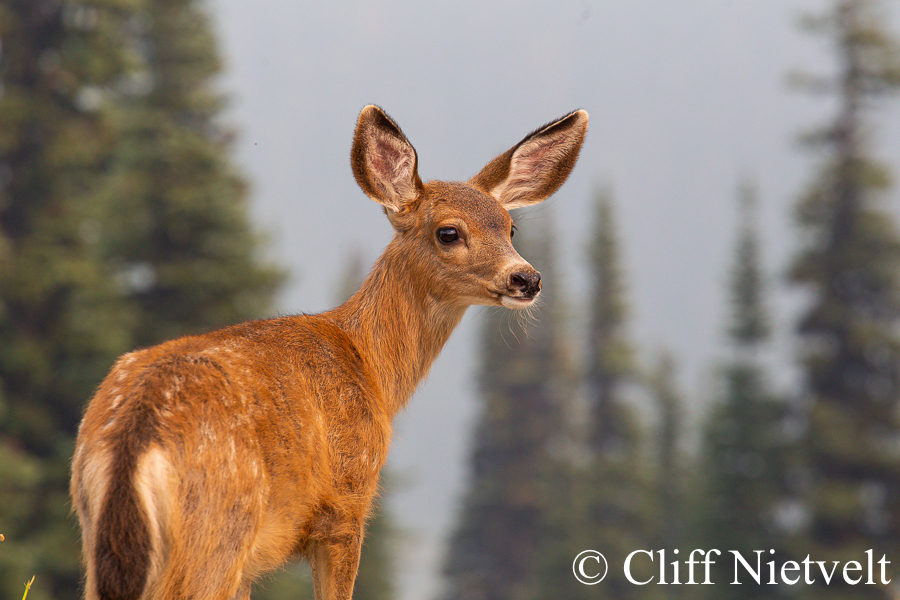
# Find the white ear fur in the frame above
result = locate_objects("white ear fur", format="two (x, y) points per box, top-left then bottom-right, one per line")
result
(491, 134), (573, 209)
(367, 128), (419, 212)
(470, 109), (588, 210)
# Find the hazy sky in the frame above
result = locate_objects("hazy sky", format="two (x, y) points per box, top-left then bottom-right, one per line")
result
(207, 1), (900, 597)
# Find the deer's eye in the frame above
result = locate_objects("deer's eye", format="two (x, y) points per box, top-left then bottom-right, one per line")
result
(437, 227), (459, 244)
(511, 224), (517, 238)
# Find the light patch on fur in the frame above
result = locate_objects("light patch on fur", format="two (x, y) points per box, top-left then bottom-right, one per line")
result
(134, 446), (173, 585)
(75, 443), (112, 531)
(104, 394), (124, 421)
(119, 352), (139, 366)
(197, 421), (217, 453)
(201, 421), (216, 440)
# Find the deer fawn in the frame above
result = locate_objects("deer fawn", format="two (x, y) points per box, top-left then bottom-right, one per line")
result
(71, 105), (588, 600)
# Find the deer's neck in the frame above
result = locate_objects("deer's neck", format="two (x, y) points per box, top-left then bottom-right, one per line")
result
(328, 238), (467, 416)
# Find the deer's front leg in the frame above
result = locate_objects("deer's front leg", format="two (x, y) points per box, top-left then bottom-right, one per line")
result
(310, 526), (363, 600)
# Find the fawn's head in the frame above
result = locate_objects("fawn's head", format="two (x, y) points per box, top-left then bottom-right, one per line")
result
(351, 105), (587, 309)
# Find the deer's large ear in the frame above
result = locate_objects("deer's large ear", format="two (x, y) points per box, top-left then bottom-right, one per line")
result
(469, 110), (588, 210)
(351, 105), (424, 213)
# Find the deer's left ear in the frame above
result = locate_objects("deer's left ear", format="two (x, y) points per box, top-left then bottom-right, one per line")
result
(469, 110), (588, 210)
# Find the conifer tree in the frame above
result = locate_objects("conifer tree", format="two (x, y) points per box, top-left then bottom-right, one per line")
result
(439, 216), (574, 600)
(0, 0), (136, 462)
(551, 190), (650, 599)
(699, 181), (788, 598)
(0, 0), (281, 597)
(788, 1), (900, 598)
(100, 0), (282, 347)
(0, 2), (139, 597)
(585, 192), (638, 458)
(647, 352), (685, 600)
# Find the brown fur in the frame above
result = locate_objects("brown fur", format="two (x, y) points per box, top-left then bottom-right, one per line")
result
(71, 105), (588, 600)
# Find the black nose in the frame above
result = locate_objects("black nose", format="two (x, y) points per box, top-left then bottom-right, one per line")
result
(508, 271), (542, 297)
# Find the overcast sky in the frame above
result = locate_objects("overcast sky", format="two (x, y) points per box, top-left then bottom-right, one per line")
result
(207, 1), (900, 597)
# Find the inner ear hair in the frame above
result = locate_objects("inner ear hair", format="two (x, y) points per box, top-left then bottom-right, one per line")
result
(469, 109), (588, 210)
(368, 129), (420, 210)
(351, 105), (423, 213)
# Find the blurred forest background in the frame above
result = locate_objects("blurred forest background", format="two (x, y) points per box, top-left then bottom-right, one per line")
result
(3, 0), (900, 599)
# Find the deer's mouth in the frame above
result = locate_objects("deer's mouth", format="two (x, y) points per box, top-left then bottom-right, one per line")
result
(498, 293), (538, 309)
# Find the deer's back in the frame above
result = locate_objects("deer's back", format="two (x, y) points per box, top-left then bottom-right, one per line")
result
(73, 314), (391, 567)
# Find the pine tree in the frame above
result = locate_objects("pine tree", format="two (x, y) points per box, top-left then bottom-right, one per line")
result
(788, 1), (900, 598)
(585, 192), (638, 457)
(0, 2), (139, 597)
(0, 0), (282, 597)
(100, 0), (282, 347)
(699, 181), (788, 598)
(555, 190), (650, 599)
(647, 352), (685, 600)
(0, 0), (137, 461)
(439, 216), (574, 600)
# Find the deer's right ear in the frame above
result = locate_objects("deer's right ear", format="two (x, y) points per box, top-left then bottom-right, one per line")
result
(351, 105), (424, 213)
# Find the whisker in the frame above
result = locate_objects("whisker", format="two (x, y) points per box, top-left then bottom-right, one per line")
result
(504, 310), (522, 345)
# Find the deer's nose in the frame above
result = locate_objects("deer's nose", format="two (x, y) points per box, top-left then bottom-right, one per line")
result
(508, 270), (542, 297)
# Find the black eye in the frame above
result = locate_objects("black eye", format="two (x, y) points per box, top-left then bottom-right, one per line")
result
(511, 224), (517, 238)
(437, 227), (459, 244)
